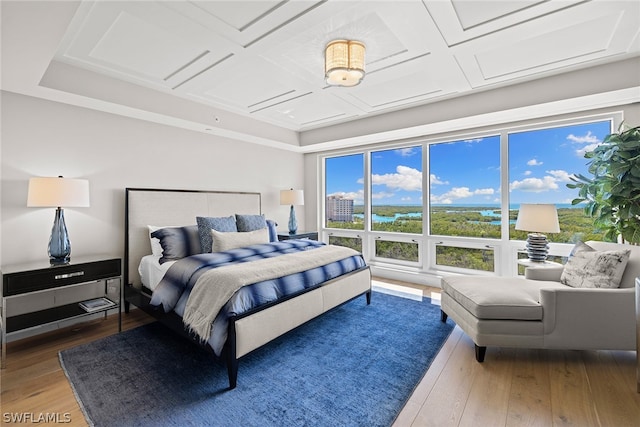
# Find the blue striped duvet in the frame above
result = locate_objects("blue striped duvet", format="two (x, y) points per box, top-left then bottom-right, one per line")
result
(150, 239), (366, 355)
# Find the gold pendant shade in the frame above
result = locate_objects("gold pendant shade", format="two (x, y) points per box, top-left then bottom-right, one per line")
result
(324, 40), (365, 87)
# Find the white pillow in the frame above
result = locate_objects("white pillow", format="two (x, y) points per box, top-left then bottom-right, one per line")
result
(560, 242), (631, 288)
(211, 228), (269, 252)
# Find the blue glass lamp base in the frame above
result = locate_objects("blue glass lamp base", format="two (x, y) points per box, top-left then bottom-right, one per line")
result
(288, 205), (298, 235)
(49, 207), (71, 265)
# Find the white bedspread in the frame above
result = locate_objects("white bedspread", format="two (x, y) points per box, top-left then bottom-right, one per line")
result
(183, 245), (359, 341)
(138, 255), (174, 290)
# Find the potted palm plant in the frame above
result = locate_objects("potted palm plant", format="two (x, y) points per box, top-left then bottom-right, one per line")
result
(567, 123), (640, 243)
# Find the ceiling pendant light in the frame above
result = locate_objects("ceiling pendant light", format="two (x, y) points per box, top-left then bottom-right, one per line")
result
(324, 40), (365, 87)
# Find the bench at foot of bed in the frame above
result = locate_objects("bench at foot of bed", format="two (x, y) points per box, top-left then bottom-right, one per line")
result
(223, 267), (371, 389)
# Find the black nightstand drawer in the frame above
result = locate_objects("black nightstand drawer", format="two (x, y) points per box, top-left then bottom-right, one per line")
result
(3, 258), (121, 296)
(278, 231), (318, 241)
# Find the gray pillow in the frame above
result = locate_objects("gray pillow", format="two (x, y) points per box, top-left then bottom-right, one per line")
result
(560, 242), (630, 288)
(196, 216), (237, 253)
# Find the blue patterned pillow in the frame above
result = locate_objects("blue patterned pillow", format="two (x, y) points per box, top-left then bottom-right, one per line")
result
(196, 216), (237, 253)
(235, 214), (267, 232)
(150, 225), (201, 264)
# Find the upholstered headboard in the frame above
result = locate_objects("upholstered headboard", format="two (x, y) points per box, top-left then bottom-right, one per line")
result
(125, 188), (261, 287)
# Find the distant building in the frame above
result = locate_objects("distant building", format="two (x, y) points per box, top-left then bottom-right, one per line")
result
(326, 195), (354, 222)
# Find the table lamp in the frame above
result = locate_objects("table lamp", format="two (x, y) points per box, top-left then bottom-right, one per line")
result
(27, 176), (90, 264)
(515, 203), (560, 262)
(280, 189), (304, 235)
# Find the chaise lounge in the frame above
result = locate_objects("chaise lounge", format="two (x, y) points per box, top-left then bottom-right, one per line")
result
(440, 241), (639, 362)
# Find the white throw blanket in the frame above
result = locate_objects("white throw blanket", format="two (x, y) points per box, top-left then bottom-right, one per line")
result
(183, 245), (360, 341)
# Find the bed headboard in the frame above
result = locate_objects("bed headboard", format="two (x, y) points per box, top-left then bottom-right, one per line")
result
(125, 188), (262, 287)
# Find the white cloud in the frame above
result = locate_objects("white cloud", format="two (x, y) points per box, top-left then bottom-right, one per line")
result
(371, 191), (395, 200)
(395, 147), (418, 157)
(567, 130), (599, 144)
(371, 165), (422, 191)
(546, 169), (573, 182)
(474, 188), (495, 195)
(527, 158), (543, 166)
(509, 176), (559, 193)
(576, 142), (601, 157)
(568, 131), (602, 157)
(463, 138), (484, 144)
(523, 170), (532, 176)
(327, 190), (364, 203)
(430, 174), (448, 186)
(431, 187), (495, 203)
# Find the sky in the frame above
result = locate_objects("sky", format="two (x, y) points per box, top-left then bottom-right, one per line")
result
(326, 119), (612, 206)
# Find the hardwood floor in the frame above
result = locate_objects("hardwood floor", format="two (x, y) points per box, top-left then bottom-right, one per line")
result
(1, 278), (638, 426)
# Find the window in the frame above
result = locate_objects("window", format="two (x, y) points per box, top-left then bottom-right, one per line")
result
(508, 121), (612, 243)
(370, 147), (423, 234)
(435, 243), (495, 272)
(321, 114), (619, 276)
(328, 235), (362, 252)
(375, 238), (419, 263)
(429, 136), (501, 238)
(325, 154), (364, 230)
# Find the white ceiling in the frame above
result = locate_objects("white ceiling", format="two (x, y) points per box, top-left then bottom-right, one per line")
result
(2, 0), (640, 150)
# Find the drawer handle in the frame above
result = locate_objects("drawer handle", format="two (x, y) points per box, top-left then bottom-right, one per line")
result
(55, 271), (85, 280)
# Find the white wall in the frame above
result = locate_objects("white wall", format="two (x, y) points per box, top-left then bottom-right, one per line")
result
(1, 91), (305, 267)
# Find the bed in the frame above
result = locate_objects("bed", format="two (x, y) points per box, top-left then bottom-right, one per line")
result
(124, 188), (371, 389)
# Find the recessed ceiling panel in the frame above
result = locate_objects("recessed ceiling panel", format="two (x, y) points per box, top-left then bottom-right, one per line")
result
(162, 0), (326, 48)
(56, 1), (237, 91)
(190, 0), (285, 31)
(260, 0), (436, 91)
(347, 73), (443, 109)
(425, 0), (585, 46)
(90, 11), (206, 81)
(476, 13), (617, 80)
(342, 54), (448, 109)
(451, 0), (544, 30)
(269, 11), (408, 86)
(187, 58), (301, 111)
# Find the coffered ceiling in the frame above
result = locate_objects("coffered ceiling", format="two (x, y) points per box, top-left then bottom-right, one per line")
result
(2, 0), (639, 150)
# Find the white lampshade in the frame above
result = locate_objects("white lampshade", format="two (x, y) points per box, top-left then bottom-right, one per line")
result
(27, 177), (90, 208)
(515, 203), (560, 233)
(280, 189), (304, 206)
(325, 40), (365, 87)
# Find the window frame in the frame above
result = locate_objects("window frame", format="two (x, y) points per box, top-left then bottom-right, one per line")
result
(319, 111), (623, 277)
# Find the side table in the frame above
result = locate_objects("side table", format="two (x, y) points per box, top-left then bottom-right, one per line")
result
(517, 259), (563, 280)
(277, 231), (318, 241)
(517, 259), (563, 269)
(1, 255), (121, 367)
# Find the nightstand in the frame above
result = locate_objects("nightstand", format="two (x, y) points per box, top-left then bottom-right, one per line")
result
(517, 259), (563, 269)
(1, 255), (121, 367)
(277, 231), (319, 241)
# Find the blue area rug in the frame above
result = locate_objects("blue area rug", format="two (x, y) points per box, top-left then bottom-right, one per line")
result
(60, 291), (453, 426)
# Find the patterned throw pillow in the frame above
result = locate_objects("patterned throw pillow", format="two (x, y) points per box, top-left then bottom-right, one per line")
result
(235, 214), (267, 232)
(150, 225), (201, 264)
(560, 242), (631, 288)
(196, 216), (238, 253)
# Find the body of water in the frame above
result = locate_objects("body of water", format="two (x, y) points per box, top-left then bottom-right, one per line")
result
(354, 204), (578, 224)
(353, 212), (422, 223)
